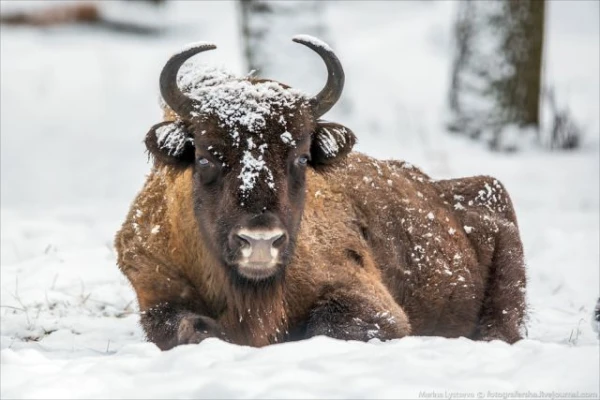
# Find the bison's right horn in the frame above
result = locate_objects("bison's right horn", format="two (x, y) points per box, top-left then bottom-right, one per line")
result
(160, 42), (216, 119)
(292, 35), (345, 118)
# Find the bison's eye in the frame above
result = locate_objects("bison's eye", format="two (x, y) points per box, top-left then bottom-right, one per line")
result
(196, 156), (221, 185)
(295, 155), (310, 167)
(197, 157), (211, 167)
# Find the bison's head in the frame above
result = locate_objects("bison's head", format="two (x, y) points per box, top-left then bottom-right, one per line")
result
(145, 36), (355, 286)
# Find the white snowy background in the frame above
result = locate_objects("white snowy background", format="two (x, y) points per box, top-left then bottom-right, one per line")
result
(1, 1), (598, 399)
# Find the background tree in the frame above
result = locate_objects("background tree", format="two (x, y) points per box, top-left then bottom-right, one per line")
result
(239, 0), (326, 77)
(447, 0), (568, 151)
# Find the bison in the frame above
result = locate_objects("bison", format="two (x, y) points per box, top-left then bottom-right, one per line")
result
(115, 36), (527, 350)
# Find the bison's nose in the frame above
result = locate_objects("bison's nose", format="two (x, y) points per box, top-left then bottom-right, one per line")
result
(232, 228), (287, 266)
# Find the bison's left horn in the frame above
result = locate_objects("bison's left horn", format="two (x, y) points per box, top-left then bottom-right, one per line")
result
(160, 42), (216, 119)
(292, 35), (345, 118)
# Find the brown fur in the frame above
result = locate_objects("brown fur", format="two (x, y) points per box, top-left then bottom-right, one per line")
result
(115, 149), (526, 348)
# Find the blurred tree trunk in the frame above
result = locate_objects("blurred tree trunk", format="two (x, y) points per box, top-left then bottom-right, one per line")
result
(238, 0), (350, 118)
(239, 0), (326, 76)
(448, 0), (546, 151)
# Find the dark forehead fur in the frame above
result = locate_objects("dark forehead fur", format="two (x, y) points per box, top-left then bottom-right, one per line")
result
(188, 77), (315, 159)
(192, 99), (314, 139)
(177, 65), (314, 134)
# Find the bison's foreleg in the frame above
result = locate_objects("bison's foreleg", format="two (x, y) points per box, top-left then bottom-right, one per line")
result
(305, 281), (411, 342)
(141, 303), (227, 350)
(117, 252), (226, 350)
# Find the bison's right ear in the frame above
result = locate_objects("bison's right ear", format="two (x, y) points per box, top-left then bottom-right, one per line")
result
(145, 121), (195, 167)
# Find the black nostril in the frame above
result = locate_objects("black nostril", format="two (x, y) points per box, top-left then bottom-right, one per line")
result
(235, 235), (251, 247)
(229, 232), (250, 250)
(272, 233), (287, 248)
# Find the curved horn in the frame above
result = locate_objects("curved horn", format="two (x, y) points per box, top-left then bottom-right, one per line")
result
(160, 42), (216, 119)
(292, 35), (345, 117)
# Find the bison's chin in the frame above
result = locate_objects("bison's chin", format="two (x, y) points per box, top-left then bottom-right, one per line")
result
(227, 261), (286, 291)
(236, 261), (280, 281)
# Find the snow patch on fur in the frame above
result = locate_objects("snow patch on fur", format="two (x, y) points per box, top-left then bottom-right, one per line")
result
(155, 122), (192, 156)
(280, 131), (296, 147)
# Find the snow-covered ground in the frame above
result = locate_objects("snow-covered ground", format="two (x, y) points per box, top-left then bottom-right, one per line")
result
(1, 1), (598, 398)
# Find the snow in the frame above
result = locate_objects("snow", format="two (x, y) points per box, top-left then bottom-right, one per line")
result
(175, 41), (216, 57)
(292, 34), (334, 52)
(1, 1), (598, 399)
(2, 336), (595, 399)
(155, 122), (192, 156)
(280, 131), (296, 147)
(316, 127), (341, 157)
(238, 147), (276, 194)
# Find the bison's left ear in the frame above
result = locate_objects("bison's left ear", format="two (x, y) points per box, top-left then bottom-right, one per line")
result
(145, 121), (195, 167)
(310, 121), (356, 169)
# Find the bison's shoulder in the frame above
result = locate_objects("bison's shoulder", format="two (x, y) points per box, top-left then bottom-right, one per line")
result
(114, 166), (197, 273)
